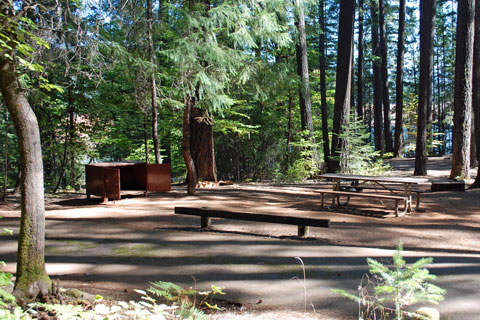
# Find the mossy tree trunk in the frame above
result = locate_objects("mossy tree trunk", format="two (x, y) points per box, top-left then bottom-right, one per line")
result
(0, 40), (51, 304)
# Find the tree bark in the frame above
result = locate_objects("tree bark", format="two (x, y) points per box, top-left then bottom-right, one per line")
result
(371, 0), (384, 152)
(471, 0), (480, 188)
(450, 0), (475, 180)
(147, 0), (161, 164)
(2, 110), (8, 201)
(329, 0), (355, 172)
(190, 107), (217, 182)
(143, 113), (150, 163)
(379, 0), (393, 153)
(394, 0), (406, 158)
(0, 36), (51, 304)
(285, 88), (294, 170)
(414, 0), (436, 176)
(472, 108), (477, 167)
(357, 0), (365, 120)
(295, 0), (318, 163)
(182, 94), (198, 194)
(319, 0), (330, 165)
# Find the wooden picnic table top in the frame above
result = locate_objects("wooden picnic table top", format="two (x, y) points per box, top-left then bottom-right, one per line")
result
(319, 173), (429, 185)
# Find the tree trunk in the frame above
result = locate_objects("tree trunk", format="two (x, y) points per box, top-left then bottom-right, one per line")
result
(472, 108), (477, 167)
(190, 107), (217, 182)
(285, 89), (294, 170)
(2, 110), (8, 201)
(371, 0), (384, 152)
(53, 87), (74, 193)
(319, 0), (330, 165)
(147, 0), (161, 164)
(394, 0), (406, 158)
(471, 0), (480, 188)
(143, 113), (150, 163)
(182, 94), (198, 194)
(357, 0), (365, 120)
(450, 0), (475, 180)
(0, 46), (51, 303)
(379, 0), (393, 153)
(295, 0), (318, 162)
(329, 0), (355, 172)
(414, 0), (436, 176)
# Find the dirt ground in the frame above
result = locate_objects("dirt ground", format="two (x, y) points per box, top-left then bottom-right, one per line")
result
(1, 156), (479, 319)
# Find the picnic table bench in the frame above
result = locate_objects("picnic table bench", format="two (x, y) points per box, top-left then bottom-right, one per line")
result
(319, 189), (411, 216)
(174, 207), (330, 237)
(318, 174), (429, 217)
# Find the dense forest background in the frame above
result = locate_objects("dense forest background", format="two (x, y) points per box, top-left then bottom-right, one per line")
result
(1, 0), (479, 195)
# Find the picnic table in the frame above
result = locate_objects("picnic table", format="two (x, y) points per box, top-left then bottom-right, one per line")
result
(318, 173), (429, 216)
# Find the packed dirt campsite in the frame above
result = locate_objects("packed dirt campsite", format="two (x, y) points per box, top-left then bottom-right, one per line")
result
(2, 0), (480, 320)
(1, 156), (480, 319)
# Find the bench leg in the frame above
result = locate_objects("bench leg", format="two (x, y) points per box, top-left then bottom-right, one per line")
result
(337, 195), (350, 206)
(321, 192), (325, 207)
(201, 216), (211, 229)
(414, 192), (421, 210)
(395, 199), (409, 217)
(298, 225), (309, 237)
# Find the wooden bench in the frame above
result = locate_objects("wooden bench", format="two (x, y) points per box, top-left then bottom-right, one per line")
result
(359, 185), (426, 210)
(318, 190), (411, 216)
(174, 207), (330, 237)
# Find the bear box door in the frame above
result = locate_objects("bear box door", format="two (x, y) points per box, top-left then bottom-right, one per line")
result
(146, 164), (171, 192)
(104, 168), (121, 200)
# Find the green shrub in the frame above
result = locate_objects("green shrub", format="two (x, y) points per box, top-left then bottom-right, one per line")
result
(335, 115), (391, 175)
(333, 242), (445, 320)
(284, 130), (320, 182)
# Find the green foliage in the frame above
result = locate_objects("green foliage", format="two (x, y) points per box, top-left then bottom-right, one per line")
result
(162, 0), (292, 112)
(333, 242), (446, 320)
(284, 131), (319, 182)
(0, 13), (62, 92)
(336, 115), (391, 175)
(0, 264), (15, 309)
(1, 225), (26, 320)
(147, 280), (226, 318)
(0, 281), (225, 320)
(403, 95), (445, 157)
(125, 139), (165, 163)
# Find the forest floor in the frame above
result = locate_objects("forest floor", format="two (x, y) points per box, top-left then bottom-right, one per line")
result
(1, 156), (480, 319)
